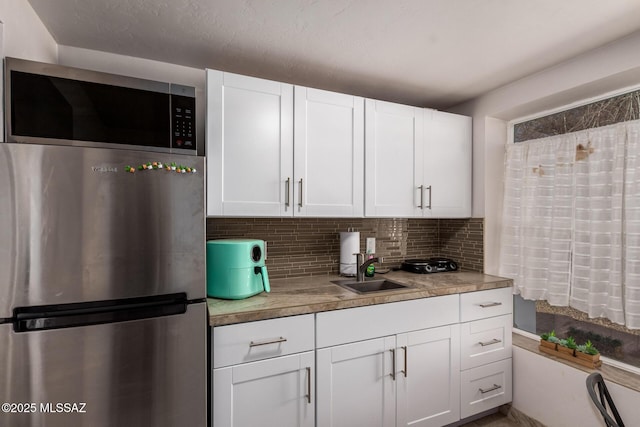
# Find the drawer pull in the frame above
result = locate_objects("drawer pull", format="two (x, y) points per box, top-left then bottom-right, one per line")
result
(478, 302), (502, 308)
(478, 338), (502, 347)
(401, 346), (408, 378)
(305, 367), (312, 404)
(249, 337), (287, 347)
(479, 384), (502, 394)
(390, 349), (396, 380)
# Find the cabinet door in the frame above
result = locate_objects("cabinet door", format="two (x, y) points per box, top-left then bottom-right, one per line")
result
(206, 69), (294, 216)
(422, 110), (472, 218)
(316, 336), (396, 427)
(365, 99), (423, 217)
(213, 351), (314, 427)
(396, 325), (461, 427)
(294, 87), (364, 217)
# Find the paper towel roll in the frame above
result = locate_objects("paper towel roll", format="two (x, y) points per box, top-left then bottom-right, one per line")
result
(339, 231), (359, 276)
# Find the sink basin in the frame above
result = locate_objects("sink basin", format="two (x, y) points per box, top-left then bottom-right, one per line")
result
(331, 278), (409, 294)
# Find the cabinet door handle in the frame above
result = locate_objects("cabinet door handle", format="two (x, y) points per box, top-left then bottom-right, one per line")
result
(285, 177), (291, 207)
(479, 302), (502, 308)
(249, 336), (287, 347)
(298, 178), (303, 207)
(305, 367), (312, 404)
(426, 185), (432, 209)
(479, 384), (502, 394)
(390, 349), (396, 380)
(401, 346), (408, 377)
(478, 338), (502, 347)
(417, 185), (424, 208)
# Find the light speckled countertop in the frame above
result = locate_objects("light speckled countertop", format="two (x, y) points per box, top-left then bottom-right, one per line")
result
(207, 270), (512, 326)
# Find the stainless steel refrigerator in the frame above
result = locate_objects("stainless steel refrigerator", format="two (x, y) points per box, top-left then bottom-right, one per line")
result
(0, 143), (207, 427)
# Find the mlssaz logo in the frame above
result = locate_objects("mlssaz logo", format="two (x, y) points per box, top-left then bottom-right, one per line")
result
(91, 166), (118, 173)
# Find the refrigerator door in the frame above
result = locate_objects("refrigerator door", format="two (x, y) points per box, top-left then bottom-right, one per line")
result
(0, 302), (207, 427)
(0, 143), (205, 316)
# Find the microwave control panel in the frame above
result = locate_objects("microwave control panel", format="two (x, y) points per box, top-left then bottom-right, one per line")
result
(171, 93), (196, 151)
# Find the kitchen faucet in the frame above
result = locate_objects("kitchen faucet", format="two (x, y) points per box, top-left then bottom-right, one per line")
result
(353, 253), (384, 282)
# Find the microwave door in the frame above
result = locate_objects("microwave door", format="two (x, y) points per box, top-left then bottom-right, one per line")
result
(5, 57), (197, 154)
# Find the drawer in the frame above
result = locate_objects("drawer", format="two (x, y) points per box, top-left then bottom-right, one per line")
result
(461, 314), (512, 370)
(213, 314), (314, 368)
(316, 294), (459, 348)
(460, 358), (512, 419)
(460, 287), (513, 322)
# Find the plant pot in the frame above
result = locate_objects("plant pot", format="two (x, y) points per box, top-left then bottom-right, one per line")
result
(539, 339), (557, 351)
(557, 346), (575, 357)
(576, 351), (600, 363)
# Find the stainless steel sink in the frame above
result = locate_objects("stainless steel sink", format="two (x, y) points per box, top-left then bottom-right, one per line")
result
(331, 278), (410, 294)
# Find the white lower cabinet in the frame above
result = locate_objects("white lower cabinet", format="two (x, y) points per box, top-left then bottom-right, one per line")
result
(316, 295), (461, 427)
(459, 288), (513, 419)
(316, 326), (460, 427)
(460, 358), (512, 419)
(212, 314), (315, 427)
(316, 336), (396, 427)
(396, 326), (461, 427)
(213, 352), (315, 427)
(212, 290), (513, 427)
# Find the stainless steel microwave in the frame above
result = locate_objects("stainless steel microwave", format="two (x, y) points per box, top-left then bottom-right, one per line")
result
(4, 57), (196, 154)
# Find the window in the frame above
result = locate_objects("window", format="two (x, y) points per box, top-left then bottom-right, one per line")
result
(505, 89), (640, 369)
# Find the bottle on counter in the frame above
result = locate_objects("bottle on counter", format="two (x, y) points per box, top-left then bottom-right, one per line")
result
(365, 254), (375, 277)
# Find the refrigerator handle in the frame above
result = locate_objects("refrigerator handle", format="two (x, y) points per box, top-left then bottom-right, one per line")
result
(13, 294), (188, 333)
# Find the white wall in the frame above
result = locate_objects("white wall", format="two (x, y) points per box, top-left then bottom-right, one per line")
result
(452, 29), (640, 425)
(514, 347), (635, 426)
(0, 1), (56, 62)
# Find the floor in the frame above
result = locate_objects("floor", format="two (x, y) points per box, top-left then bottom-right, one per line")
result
(460, 412), (521, 427)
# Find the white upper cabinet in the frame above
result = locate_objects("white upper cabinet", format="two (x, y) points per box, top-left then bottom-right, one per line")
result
(421, 110), (472, 218)
(365, 99), (423, 217)
(207, 68), (471, 218)
(365, 100), (472, 218)
(206, 70), (294, 217)
(294, 87), (364, 217)
(206, 70), (364, 217)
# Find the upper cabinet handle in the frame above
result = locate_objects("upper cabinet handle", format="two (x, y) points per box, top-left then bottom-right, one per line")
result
(298, 178), (303, 207)
(285, 177), (291, 207)
(417, 185), (424, 209)
(426, 185), (432, 209)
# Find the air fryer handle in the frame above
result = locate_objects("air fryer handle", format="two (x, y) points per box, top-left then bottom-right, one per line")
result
(254, 266), (271, 293)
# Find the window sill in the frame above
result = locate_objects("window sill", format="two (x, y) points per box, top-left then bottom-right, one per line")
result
(512, 331), (640, 394)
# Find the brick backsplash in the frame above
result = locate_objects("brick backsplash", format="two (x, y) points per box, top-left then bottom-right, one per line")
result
(206, 218), (483, 279)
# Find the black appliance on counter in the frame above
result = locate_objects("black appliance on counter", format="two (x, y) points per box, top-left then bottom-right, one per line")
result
(401, 258), (459, 274)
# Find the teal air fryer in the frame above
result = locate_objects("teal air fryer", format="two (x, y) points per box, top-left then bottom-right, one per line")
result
(206, 239), (271, 299)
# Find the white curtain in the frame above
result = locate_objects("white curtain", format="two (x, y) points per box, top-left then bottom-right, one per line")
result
(500, 120), (640, 329)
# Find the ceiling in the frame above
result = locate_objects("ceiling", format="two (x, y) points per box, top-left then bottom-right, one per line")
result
(27, 0), (640, 109)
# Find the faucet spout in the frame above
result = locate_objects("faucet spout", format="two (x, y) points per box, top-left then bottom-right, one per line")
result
(353, 253), (384, 282)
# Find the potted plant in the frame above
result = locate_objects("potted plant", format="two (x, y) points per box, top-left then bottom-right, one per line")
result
(558, 336), (577, 357)
(539, 331), (602, 368)
(576, 340), (601, 366)
(540, 330), (559, 350)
